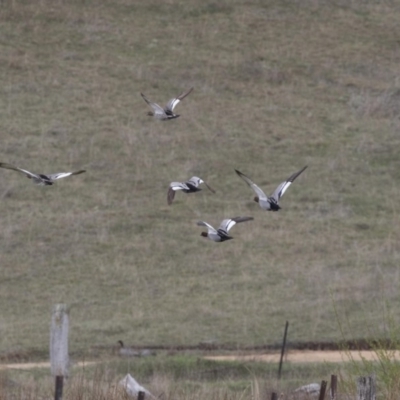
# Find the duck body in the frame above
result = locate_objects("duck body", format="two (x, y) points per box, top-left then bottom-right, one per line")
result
(141, 87), (193, 121)
(36, 174), (54, 186)
(235, 166), (307, 211)
(198, 217), (253, 243)
(256, 196), (281, 211)
(168, 176), (215, 205)
(0, 162), (86, 186)
(181, 182), (202, 193)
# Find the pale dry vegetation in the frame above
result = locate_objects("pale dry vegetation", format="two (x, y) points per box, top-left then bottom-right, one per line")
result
(0, 0), (400, 361)
(0, 357), (337, 400)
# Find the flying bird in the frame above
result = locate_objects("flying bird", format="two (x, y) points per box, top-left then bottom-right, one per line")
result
(141, 87), (193, 120)
(197, 216), (254, 242)
(0, 162), (86, 186)
(235, 166), (307, 211)
(168, 176), (215, 205)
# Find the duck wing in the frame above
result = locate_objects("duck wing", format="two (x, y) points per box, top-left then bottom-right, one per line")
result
(196, 220), (217, 235)
(270, 166), (307, 202)
(219, 216), (254, 233)
(165, 87), (193, 112)
(235, 169), (268, 201)
(0, 163), (39, 179)
(141, 93), (166, 118)
(48, 170), (86, 180)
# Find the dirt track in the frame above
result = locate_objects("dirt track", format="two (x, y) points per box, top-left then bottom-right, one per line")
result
(1, 350), (399, 370)
(205, 350), (400, 363)
(0, 361), (96, 371)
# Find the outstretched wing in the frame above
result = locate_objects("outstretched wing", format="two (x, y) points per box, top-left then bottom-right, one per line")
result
(167, 187), (176, 205)
(0, 162), (38, 179)
(270, 166), (307, 202)
(219, 216), (254, 233)
(197, 220), (217, 235)
(235, 169), (268, 201)
(141, 93), (166, 118)
(167, 181), (191, 205)
(165, 87), (193, 112)
(49, 170), (86, 180)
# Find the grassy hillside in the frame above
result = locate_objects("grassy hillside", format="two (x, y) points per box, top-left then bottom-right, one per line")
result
(0, 0), (400, 357)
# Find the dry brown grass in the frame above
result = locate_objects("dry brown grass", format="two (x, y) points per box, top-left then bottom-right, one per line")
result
(0, 359), (322, 400)
(0, 0), (400, 360)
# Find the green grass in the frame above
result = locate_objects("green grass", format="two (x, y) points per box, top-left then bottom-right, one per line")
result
(1, 0), (400, 358)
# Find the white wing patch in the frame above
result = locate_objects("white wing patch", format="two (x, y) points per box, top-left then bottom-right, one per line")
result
(49, 172), (74, 180)
(271, 181), (291, 201)
(219, 219), (236, 233)
(169, 182), (189, 191)
(167, 98), (180, 112)
(277, 181), (292, 198)
(197, 221), (217, 235)
(17, 168), (38, 179)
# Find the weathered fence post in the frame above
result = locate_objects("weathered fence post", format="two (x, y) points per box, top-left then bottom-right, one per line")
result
(50, 304), (69, 400)
(138, 391), (145, 400)
(270, 392), (278, 400)
(330, 374), (337, 399)
(277, 321), (289, 380)
(357, 376), (376, 400)
(318, 380), (327, 400)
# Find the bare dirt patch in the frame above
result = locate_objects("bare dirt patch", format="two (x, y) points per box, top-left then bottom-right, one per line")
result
(2, 350), (400, 371)
(0, 361), (96, 371)
(205, 350), (400, 363)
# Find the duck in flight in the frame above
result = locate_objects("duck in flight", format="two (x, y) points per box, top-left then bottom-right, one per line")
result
(235, 166), (307, 211)
(0, 162), (86, 186)
(197, 216), (254, 242)
(141, 87), (193, 120)
(168, 176), (215, 205)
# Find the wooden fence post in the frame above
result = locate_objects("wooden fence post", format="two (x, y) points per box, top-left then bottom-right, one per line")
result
(330, 374), (337, 399)
(277, 321), (289, 380)
(50, 304), (69, 400)
(357, 376), (376, 400)
(138, 391), (145, 400)
(318, 380), (327, 400)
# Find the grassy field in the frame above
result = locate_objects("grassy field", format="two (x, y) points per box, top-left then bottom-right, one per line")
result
(1, 0), (400, 359)
(0, 354), (344, 399)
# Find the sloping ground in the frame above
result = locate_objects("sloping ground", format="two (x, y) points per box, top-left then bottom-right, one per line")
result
(0, 0), (400, 355)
